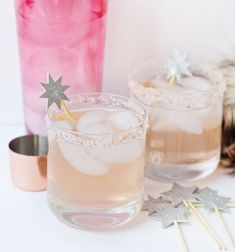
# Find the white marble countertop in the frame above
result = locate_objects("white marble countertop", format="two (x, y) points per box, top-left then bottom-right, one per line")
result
(1, 124), (235, 252)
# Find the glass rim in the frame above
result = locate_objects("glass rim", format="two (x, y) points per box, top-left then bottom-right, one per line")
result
(130, 91), (218, 111)
(47, 92), (148, 137)
(128, 62), (226, 109)
(129, 62), (225, 94)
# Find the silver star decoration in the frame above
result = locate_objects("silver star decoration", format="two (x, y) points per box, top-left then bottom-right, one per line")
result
(40, 74), (70, 109)
(150, 202), (188, 229)
(165, 50), (192, 83)
(143, 196), (171, 215)
(162, 183), (197, 206)
(195, 187), (231, 211)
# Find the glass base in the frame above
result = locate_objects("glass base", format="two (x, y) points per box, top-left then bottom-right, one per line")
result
(146, 156), (220, 182)
(48, 195), (143, 231)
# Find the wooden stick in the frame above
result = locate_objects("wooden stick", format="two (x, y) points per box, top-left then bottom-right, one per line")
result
(183, 200), (227, 250)
(61, 100), (73, 121)
(188, 201), (227, 251)
(194, 203), (235, 209)
(174, 221), (190, 252)
(214, 206), (235, 251)
(168, 75), (176, 88)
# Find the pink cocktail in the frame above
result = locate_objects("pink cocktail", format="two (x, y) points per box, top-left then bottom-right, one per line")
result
(15, 0), (108, 135)
(47, 93), (147, 230)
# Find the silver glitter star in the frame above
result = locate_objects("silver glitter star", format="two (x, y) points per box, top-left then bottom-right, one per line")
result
(150, 203), (188, 228)
(195, 187), (231, 211)
(165, 50), (192, 83)
(162, 183), (197, 206)
(40, 74), (70, 109)
(143, 196), (171, 215)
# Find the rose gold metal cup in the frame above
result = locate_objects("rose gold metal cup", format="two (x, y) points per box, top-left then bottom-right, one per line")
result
(9, 135), (48, 191)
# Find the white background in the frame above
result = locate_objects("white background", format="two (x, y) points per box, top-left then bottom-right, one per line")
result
(0, 1), (235, 252)
(1, 0), (235, 124)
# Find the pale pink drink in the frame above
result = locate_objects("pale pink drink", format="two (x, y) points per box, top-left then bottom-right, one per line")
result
(47, 93), (147, 230)
(15, 0), (107, 135)
(129, 64), (225, 182)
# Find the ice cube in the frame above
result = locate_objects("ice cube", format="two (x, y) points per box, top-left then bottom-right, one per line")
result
(180, 76), (212, 91)
(59, 141), (108, 176)
(76, 110), (113, 134)
(107, 110), (140, 130)
(152, 111), (203, 135)
(77, 110), (106, 128)
(90, 140), (144, 164)
(79, 123), (113, 135)
(151, 77), (182, 92)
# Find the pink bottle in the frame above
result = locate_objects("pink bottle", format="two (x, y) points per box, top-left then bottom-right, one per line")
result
(15, 0), (108, 135)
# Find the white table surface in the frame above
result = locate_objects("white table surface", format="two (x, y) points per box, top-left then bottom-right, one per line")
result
(0, 124), (235, 252)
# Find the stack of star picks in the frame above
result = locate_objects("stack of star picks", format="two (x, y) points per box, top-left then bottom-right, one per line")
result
(144, 183), (235, 252)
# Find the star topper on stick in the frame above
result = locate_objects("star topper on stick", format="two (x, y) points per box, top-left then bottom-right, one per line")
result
(143, 196), (171, 215)
(39, 74), (72, 120)
(162, 183), (197, 206)
(195, 187), (231, 212)
(144, 185), (234, 252)
(165, 50), (192, 87)
(144, 196), (190, 252)
(196, 187), (235, 250)
(162, 183), (227, 251)
(150, 203), (188, 229)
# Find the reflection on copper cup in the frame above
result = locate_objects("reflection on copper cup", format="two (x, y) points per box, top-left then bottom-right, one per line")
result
(9, 135), (48, 191)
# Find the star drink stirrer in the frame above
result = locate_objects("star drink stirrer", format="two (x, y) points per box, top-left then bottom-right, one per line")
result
(162, 183), (227, 251)
(165, 50), (192, 88)
(40, 73), (73, 120)
(195, 187), (231, 211)
(144, 196), (190, 252)
(144, 184), (235, 251)
(195, 187), (235, 251)
(142, 196), (168, 215)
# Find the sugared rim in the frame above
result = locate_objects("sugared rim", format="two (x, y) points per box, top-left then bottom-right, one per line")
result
(47, 92), (147, 137)
(129, 63), (226, 109)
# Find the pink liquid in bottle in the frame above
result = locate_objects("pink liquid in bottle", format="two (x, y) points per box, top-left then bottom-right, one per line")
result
(15, 0), (108, 135)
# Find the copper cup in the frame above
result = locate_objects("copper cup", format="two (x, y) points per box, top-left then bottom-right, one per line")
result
(9, 135), (48, 191)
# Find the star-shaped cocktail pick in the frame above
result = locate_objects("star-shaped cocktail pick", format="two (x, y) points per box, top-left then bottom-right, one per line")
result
(40, 74), (72, 120)
(162, 183), (197, 206)
(196, 187), (234, 250)
(195, 187), (231, 211)
(165, 50), (192, 87)
(150, 203), (188, 229)
(40, 74), (69, 109)
(145, 196), (190, 252)
(162, 184), (226, 251)
(143, 196), (171, 215)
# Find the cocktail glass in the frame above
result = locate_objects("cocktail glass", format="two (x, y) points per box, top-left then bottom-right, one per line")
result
(129, 63), (225, 181)
(15, 0), (108, 135)
(47, 93), (147, 230)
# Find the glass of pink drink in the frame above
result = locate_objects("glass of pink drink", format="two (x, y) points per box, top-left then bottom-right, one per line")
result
(129, 63), (225, 182)
(15, 0), (108, 135)
(47, 93), (147, 230)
